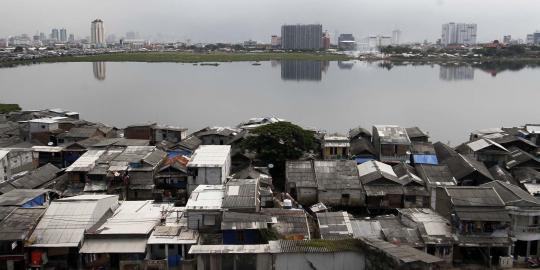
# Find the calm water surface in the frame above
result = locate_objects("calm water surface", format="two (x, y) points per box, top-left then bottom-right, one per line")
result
(1, 61), (539, 144)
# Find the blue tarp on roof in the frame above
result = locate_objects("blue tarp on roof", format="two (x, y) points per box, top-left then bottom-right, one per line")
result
(413, 154), (439, 165)
(355, 157), (375, 164)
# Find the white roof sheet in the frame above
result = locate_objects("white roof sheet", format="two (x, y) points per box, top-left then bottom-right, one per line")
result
(32, 146), (64, 153)
(357, 160), (396, 178)
(0, 150), (9, 160)
(186, 185), (224, 210)
(65, 150), (105, 172)
(91, 201), (165, 235)
(147, 226), (199, 245)
(29, 195), (119, 247)
(526, 125), (540, 134)
(80, 238), (147, 253)
(188, 145), (231, 168)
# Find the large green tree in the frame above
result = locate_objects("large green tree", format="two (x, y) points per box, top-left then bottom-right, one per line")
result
(241, 122), (318, 190)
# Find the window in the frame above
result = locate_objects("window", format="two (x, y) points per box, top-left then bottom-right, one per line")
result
(381, 144), (394, 156)
(203, 215), (215, 226)
(533, 216), (540, 226)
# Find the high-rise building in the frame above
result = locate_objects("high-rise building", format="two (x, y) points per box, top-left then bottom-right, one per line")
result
(338, 34), (355, 50)
(281, 24), (323, 50)
(39, 32), (46, 41)
(503, 35), (511, 44)
(367, 35), (392, 49)
(68, 34), (75, 43)
(59, 28), (67, 42)
(51, 29), (59, 41)
(392, 29), (401, 45)
(126, 31), (138, 40)
(322, 31), (331, 50)
(441, 23), (477, 46)
(526, 34), (534, 45)
(534, 32), (540, 45)
(271, 35), (282, 48)
(91, 19), (105, 46)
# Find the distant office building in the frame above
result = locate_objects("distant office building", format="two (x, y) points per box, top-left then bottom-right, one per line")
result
(91, 19), (105, 46)
(51, 29), (59, 41)
(526, 34), (534, 45)
(392, 29), (402, 45)
(106, 34), (117, 44)
(338, 33), (355, 50)
(68, 34), (75, 43)
(0, 39), (7, 48)
(33, 34), (40, 42)
(271, 35), (282, 48)
(441, 23), (477, 46)
(125, 31), (138, 39)
(439, 65), (474, 81)
(39, 32), (46, 41)
(243, 40), (257, 48)
(534, 32), (540, 45)
(59, 28), (67, 42)
(281, 24), (323, 50)
(503, 35), (511, 44)
(367, 35), (392, 49)
(322, 31), (331, 50)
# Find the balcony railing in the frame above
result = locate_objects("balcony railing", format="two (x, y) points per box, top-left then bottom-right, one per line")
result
(513, 225), (540, 233)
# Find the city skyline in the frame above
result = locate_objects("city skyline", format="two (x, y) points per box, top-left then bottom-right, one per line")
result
(2, 0), (540, 43)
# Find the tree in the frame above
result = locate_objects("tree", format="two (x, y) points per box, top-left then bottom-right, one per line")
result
(241, 122), (318, 190)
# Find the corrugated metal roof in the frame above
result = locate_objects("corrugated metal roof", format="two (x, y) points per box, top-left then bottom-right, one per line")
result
(10, 164), (60, 189)
(29, 195), (119, 247)
(374, 125), (411, 144)
(65, 150), (105, 172)
(358, 160), (401, 185)
(0, 207), (45, 241)
(314, 160), (362, 191)
(222, 179), (258, 210)
(89, 201), (164, 235)
(445, 186), (505, 207)
(0, 189), (49, 206)
(415, 164), (456, 186)
(285, 160), (316, 188)
(363, 238), (443, 264)
(350, 219), (383, 239)
(187, 145), (231, 168)
(317, 211), (353, 239)
(454, 207), (510, 222)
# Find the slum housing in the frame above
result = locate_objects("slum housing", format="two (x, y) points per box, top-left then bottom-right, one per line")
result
(1, 109), (540, 269)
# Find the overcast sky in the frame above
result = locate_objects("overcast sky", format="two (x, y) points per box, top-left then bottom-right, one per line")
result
(2, 0), (540, 43)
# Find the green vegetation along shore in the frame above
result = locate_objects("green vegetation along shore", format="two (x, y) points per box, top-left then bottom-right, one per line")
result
(40, 52), (353, 63)
(0, 104), (21, 113)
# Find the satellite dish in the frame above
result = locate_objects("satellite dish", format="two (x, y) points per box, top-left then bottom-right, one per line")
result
(268, 164), (274, 169)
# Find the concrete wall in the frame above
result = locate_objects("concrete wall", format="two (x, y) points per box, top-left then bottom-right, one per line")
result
(297, 187), (317, 206)
(274, 252), (365, 270)
(318, 189), (363, 207)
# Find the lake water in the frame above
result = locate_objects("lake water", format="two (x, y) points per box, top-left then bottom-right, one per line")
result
(1, 60), (539, 144)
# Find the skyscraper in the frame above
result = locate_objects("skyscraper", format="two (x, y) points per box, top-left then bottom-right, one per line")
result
(69, 34), (75, 43)
(338, 34), (355, 50)
(59, 28), (67, 42)
(51, 29), (59, 41)
(39, 32), (46, 41)
(91, 19), (105, 46)
(392, 29), (402, 45)
(281, 24), (323, 50)
(441, 23), (477, 46)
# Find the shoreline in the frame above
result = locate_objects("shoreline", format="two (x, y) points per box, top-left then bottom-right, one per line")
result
(2, 51), (540, 67)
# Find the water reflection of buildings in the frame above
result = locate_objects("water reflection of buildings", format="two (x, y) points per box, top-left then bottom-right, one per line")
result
(439, 65), (474, 81)
(92, 62), (106, 80)
(337, 61), (355, 70)
(280, 60), (329, 81)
